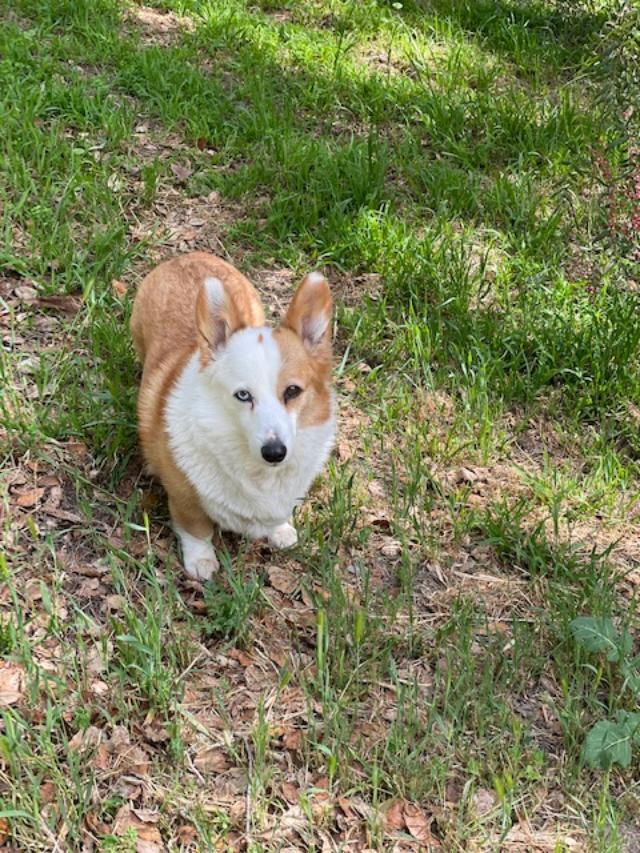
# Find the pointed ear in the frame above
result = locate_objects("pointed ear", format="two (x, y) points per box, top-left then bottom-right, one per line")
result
(281, 272), (332, 354)
(196, 276), (244, 364)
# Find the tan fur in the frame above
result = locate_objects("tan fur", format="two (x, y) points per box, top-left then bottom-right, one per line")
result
(130, 252), (264, 536)
(277, 273), (333, 427)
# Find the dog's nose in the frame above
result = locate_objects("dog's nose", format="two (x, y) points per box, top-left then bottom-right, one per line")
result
(261, 439), (287, 464)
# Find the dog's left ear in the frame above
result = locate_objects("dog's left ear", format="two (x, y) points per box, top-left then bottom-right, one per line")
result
(282, 272), (332, 354)
(196, 276), (245, 365)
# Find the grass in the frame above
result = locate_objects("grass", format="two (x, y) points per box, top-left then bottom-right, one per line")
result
(1, 0), (639, 848)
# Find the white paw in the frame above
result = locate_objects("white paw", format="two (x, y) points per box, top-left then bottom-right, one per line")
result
(268, 522), (298, 550)
(185, 556), (219, 581)
(175, 526), (219, 580)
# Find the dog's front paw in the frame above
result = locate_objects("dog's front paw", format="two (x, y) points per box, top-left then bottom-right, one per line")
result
(185, 555), (219, 581)
(268, 522), (298, 550)
(177, 529), (219, 580)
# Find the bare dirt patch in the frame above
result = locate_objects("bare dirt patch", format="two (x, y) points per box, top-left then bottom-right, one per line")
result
(124, 5), (194, 47)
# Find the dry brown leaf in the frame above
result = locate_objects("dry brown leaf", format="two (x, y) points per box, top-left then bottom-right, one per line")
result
(281, 782), (300, 804)
(279, 805), (308, 835)
(35, 294), (82, 315)
(91, 680), (109, 698)
(268, 565), (299, 595)
(112, 279), (128, 299)
(66, 440), (89, 459)
(245, 663), (273, 690)
(282, 729), (302, 751)
(176, 823), (198, 845)
(228, 648), (253, 667)
(85, 810), (111, 836)
(473, 787), (496, 816)
(170, 162), (192, 182)
(40, 781), (56, 804)
(380, 538), (402, 558)
(113, 806), (163, 853)
(121, 745), (151, 777)
(14, 284), (37, 301)
(93, 743), (111, 771)
(501, 822), (582, 850)
(38, 475), (60, 487)
(383, 799), (406, 833)
(0, 663), (24, 707)
(143, 720), (170, 743)
(0, 817), (9, 845)
(193, 747), (229, 774)
(404, 804), (438, 847)
(14, 487), (46, 507)
(68, 725), (102, 753)
(76, 577), (104, 598)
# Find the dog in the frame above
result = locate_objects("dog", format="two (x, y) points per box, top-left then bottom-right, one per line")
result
(130, 252), (335, 580)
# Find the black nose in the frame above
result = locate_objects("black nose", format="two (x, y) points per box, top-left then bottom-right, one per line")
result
(261, 440), (287, 464)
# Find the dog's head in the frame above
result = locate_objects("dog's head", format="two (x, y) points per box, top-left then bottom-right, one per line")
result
(195, 272), (333, 466)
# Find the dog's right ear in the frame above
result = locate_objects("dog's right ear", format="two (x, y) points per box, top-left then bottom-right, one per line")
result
(196, 277), (244, 365)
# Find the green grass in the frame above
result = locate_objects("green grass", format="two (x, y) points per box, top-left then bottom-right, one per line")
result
(1, 0), (639, 848)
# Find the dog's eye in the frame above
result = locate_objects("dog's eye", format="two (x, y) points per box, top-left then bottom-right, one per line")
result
(234, 389), (253, 403)
(283, 384), (303, 403)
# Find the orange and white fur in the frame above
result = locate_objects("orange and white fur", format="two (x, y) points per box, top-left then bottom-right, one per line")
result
(130, 252), (335, 580)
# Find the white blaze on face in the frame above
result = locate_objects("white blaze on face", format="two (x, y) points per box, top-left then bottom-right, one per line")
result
(211, 327), (295, 461)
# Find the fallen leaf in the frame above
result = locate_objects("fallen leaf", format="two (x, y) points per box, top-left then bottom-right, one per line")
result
(142, 720), (170, 743)
(178, 227), (198, 242)
(281, 782), (300, 803)
(93, 743), (111, 771)
(121, 745), (151, 777)
(380, 539), (402, 558)
(193, 747), (229, 774)
(228, 648), (253, 667)
(0, 663), (24, 707)
(279, 804), (307, 835)
(196, 137), (207, 151)
(84, 810), (111, 836)
(268, 566), (298, 595)
(170, 162), (193, 182)
(37, 476), (60, 488)
(66, 440), (89, 460)
(502, 822), (581, 850)
(404, 804), (438, 846)
(456, 466), (479, 483)
(14, 284), (37, 301)
(282, 729), (302, 751)
(14, 487), (46, 508)
(383, 799), (405, 833)
(176, 824), (198, 845)
(35, 294), (82, 315)
(40, 781), (56, 804)
(76, 577), (103, 598)
(107, 173), (123, 191)
(68, 725), (102, 753)
(0, 817), (9, 845)
(112, 279), (128, 299)
(473, 787), (496, 817)
(113, 806), (162, 853)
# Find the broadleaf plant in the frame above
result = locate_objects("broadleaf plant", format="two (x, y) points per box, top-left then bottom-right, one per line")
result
(570, 616), (639, 769)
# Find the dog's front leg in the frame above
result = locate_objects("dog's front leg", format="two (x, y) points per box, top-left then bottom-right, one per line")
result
(169, 495), (218, 580)
(268, 521), (298, 550)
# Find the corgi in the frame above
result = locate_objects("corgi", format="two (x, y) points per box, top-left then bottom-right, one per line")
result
(130, 252), (335, 580)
